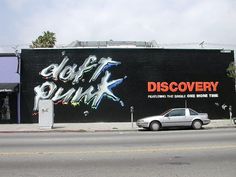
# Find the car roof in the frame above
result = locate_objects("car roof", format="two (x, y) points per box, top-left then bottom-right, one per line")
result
(170, 108), (187, 110)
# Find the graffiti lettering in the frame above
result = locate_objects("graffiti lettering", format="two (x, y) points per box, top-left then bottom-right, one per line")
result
(40, 56), (69, 80)
(33, 81), (57, 110)
(34, 71), (125, 111)
(33, 53), (126, 112)
(40, 55), (97, 84)
(89, 57), (121, 82)
(72, 71), (124, 109)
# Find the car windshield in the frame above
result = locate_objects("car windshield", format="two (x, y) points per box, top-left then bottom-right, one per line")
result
(160, 109), (172, 116)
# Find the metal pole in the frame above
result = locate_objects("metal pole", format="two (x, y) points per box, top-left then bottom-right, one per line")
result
(130, 106), (134, 128)
(15, 49), (21, 124)
(131, 112), (133, 128)
(185, 100), (187, 108)
(229, 105), (233, 124)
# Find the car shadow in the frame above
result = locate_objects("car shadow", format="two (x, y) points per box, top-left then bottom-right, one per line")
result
(138, 127), (206, 132)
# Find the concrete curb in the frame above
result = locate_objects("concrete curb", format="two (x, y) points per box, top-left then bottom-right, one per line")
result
(0, 120), (235, 133)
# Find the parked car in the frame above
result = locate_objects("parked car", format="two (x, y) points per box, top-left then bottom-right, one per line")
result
(136, 108), (210, 131)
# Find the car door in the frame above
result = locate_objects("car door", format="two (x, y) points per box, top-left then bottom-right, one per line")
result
(163, 109), (187, 127)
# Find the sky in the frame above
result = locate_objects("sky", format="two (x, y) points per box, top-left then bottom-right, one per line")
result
(0, 0), (236, 52)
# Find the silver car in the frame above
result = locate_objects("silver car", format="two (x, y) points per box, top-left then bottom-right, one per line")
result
(136, 108), (210, 131)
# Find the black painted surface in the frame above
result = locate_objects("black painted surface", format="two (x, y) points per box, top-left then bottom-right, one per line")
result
(20, 49), (235, 123)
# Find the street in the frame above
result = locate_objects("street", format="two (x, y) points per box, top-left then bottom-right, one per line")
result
(0, 128), (236, 177)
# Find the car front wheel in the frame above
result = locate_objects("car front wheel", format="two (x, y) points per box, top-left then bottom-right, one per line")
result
(150, 121), (161, 131)
(192, 120), (202, 130)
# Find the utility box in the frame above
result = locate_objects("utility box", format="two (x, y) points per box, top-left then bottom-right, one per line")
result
(233, 118), (236, 125)
(39, 100), (54, 129)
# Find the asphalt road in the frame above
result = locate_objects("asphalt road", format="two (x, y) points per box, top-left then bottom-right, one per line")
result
(0, 128), (236, 177)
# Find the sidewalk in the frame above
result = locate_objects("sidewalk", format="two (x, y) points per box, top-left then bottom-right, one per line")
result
(0, 119), (235, 133)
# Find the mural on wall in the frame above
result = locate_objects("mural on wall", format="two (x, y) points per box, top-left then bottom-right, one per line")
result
(21, 49), (235, 123)
(33, 51), (127, 114)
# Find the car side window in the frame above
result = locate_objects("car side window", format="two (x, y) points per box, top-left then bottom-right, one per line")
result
(190, 109), (198, 115)
(168, 109), (185, 117)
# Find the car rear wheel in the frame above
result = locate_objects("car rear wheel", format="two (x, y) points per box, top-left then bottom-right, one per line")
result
(150, 121), (161, 131)
(192, 120), (202, 130)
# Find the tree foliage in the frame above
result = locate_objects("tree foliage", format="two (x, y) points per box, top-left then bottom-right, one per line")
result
(30, 31), (56, 48)
(227, 62), (236, 78)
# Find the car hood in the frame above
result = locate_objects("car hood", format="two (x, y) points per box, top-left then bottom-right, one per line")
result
(140, 115), (163, 121)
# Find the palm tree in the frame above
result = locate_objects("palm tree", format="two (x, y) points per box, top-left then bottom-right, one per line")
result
(30, 31), (56, 48)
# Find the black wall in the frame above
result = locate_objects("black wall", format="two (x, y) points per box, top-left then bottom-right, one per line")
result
(21, 49), (235, 123)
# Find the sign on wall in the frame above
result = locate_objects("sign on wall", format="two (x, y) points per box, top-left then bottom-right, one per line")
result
(21, 49), (235, 123)
(33, 52), (126, 112)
